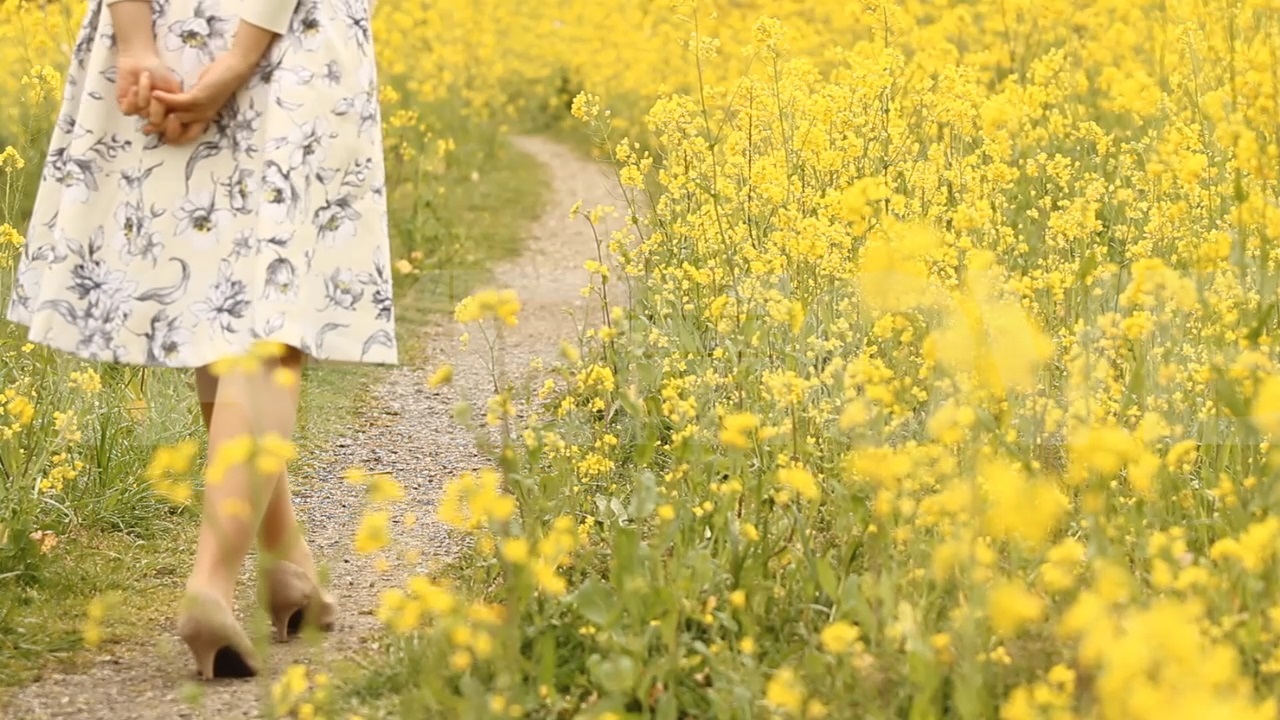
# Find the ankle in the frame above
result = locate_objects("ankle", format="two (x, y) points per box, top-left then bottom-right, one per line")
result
(260, 536), (317, 578)
(186, 571), (236, 607)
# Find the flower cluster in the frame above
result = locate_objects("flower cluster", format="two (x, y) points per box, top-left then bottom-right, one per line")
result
(347, 1), (1280, 717)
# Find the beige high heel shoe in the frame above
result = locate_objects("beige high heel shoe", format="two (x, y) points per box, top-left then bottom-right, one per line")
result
(176, 591), (260, 680)
(264, 560), (337, 642)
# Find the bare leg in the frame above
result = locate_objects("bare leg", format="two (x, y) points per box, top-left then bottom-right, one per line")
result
(196, 368), (217, 430)
(197, 365), (318, 581)
(258, 471), (318, 576)
(187, 347), (305, 604)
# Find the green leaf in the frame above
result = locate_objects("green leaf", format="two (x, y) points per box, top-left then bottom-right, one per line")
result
(814, 554), (840, 601)
(628, 471), (658, 519)
(907, 649), (943, 720)
(1245, 302), (1275, 344)
(572, 577), (617, 626)
(1073, 249), (1099, 283)
(612, 526), (640, 577)
(536, 631), (557, 688)
(839, 574), (861, 613)
(953, 662), (985, 720)
(587, 653), (638, 695)
(656, 693), (678, 720)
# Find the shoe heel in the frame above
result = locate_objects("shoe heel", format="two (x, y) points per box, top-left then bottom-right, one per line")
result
(177, 591), (259, 680)
(265, 560), (339, 641)
(265, 560), (315, 642)
(269, 604), (305, 643)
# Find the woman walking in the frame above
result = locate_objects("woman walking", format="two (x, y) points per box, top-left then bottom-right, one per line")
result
(6, 0), (397, 679)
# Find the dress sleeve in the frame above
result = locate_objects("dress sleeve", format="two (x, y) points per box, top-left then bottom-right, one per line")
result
(238, 1), (300, 35)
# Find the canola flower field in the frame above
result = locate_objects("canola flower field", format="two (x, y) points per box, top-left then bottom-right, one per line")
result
(8, 0), (1280, 718)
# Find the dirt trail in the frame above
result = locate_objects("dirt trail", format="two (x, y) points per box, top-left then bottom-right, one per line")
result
(1, 136), (623, 720)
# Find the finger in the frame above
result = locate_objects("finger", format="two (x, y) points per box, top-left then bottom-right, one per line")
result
(162, 115), (186, 145)
(141, 113), (167, 134)
(152, 70), (184, 93)
(172, 110), (206, 125)
(163, 120), (204, 147)
(138, 72), (152, 111)
(151, 89), (196, 110)
(177, 120), (209, 145)
(119, 76), (139, 115)
(119, 84), (136, 115)
(148, 95), (168, 129)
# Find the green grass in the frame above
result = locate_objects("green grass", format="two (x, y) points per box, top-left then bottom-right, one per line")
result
(0, 132), (548, 700)
(0, 525), (196, 680)
(0, 357), (202, 690)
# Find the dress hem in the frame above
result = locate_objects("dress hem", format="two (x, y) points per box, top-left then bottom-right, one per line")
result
(4, 311), (401, 370)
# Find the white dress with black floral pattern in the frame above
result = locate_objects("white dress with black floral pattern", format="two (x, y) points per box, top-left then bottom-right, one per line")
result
(6, 0), (399, 367)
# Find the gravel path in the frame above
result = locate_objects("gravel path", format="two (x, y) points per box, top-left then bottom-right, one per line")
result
(0, 136), (621, 720)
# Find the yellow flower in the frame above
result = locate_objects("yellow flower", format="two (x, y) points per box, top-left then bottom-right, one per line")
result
(819, 621), (861, 654)
(765, 667), (806, 715)
(570, 91), (601, 122)
(271, 366), (299, 388)
(500, 537), (530, 564)
(719, 411), (758, 449)
(532, 559), (567, 597)
(205, 434), (256, 485)
(454, 289), (521, 327)
(355, 511), (390, 554)
(5, 394), (34, 426)
(86, 597), (106, 622)
(218, 498), (252, 521)
(988, 579), (1045, 638)
(1038, 538), (1088, 593)
(1068, 424), (1141, 480)
(855, 221), (942, 312)
(407, 577), (457, 615)
(931, 633), (955, 664)
(253, 433), (298, 477)
(805, 699), (829, 719)
(438, 469), (517, 530)
(777, 466), (821, 502)
(427, 364), (454, 388)
(144, 439), (200, 504)
(67, 368), (102, 393)
(82, 623), (102, 649)
(980, 457), (1067, 548)
(468, 601), (506, 626)
(559, 340), (581, 364)
(1252, 375), (1280, 437)
(448, 650), (473, 672)
(81, 595), (116, 648)
(0, 145), (25, 172)
(343, 467), (371, 485)
(367, 472), (405, 504)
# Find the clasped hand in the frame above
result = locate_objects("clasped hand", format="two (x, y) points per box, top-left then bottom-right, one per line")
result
(117, 51), (256, 145)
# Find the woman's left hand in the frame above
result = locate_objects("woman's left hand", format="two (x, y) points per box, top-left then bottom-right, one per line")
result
(148, 52), (257, 145)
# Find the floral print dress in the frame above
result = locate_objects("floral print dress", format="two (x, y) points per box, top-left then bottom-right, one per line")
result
(6, 0), (399, 368)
